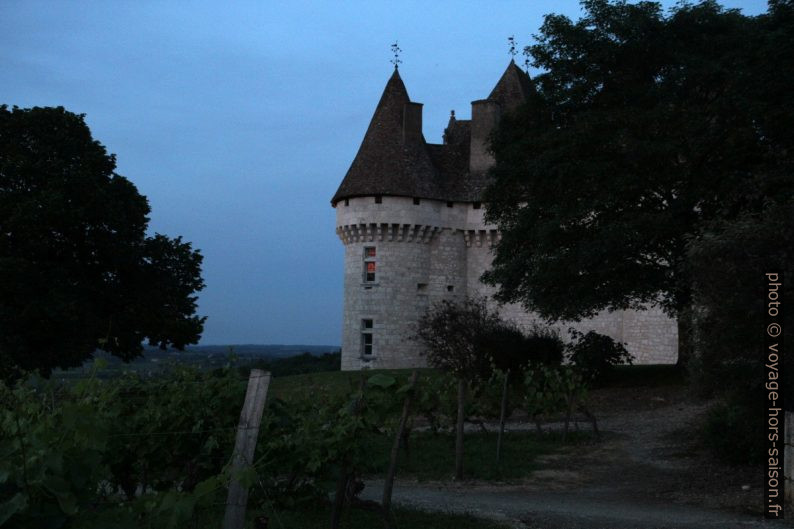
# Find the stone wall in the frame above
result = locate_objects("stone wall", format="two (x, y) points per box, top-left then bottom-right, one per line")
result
(335, 195), (678, 370)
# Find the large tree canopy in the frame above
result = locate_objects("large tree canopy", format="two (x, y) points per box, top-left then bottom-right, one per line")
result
(0, 105), (206, 380)
(483, 1), (793, 335)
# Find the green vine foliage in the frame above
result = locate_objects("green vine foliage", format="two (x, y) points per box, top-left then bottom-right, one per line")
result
(0, 364), (244, 528)
(106, 365), (245, 498)
(4, 364), (542, 527)
(250, 372), (409, 510)
(523, 366), (589, 429)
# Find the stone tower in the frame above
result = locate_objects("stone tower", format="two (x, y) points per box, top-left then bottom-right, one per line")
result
(331, 62), (678, 371)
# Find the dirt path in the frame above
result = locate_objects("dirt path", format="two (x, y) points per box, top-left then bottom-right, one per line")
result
(362, 386), (790, 528)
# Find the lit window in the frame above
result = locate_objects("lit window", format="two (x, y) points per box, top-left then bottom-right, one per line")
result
(363, 246), (376, 282)
(362, 319), (374, 356)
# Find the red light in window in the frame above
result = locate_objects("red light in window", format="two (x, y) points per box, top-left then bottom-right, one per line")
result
(366, 262), (376, 273)
(365, 247), (376, 257)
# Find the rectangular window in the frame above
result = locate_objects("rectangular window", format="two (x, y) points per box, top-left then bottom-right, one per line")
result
(413, 197), (421, 205)
(473, 201), (481, 210)
(363, 246), (376, 282)
(375, 195), (382, 204)
(344, 199), (349, 206)
(446, 201), (454, 208)
(362, 319), (374, 356)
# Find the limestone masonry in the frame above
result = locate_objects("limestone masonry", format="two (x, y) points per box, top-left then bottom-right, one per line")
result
(331, 62), (678, 371)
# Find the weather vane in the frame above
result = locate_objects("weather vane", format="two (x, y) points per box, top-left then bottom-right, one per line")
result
(508, 35), (517, 59)
(390, 41), (402, 69)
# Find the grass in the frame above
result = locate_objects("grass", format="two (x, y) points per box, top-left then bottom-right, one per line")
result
(269, 368), (440, 402)
(360, 429), (590, 481)
(596, 364), (685, 388)
(257, 505), (510, 529)
(192, 504), (510, 529)
(269, 364), (684, 402)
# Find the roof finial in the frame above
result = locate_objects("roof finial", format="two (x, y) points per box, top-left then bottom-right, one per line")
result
(390, 41), (402, 69)
(508, 35), (517, 60)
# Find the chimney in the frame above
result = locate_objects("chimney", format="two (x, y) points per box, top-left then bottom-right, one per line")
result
(469, 99), (500, 173)
(402, 102), (423, 143)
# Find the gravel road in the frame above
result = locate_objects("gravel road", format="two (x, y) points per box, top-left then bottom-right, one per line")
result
(361, 385), (792, 528)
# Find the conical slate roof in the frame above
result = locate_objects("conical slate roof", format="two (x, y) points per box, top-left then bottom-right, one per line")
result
(331, 62), (534, 205)
(488, 59), (534, 112)
(331, 69), (441, 205)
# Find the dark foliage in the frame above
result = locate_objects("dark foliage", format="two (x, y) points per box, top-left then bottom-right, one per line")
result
(566, 330), (632, 384)
(414, 297), (500, 382)
(524, 325), (565, 367)
(243, 351), (342, 378)
(687, 201), (793, 400)
(481, 323), (564, 375)
(703, 397), (766, 464)
(482, 1), (794, 369)
(0, 106), (205, 380)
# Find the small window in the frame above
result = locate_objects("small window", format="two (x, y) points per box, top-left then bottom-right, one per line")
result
(473, 201), (481, 210)
(361, 319), (374, 356)
(375, 195), (382, 204)
(446, 201), (454, 208)
(413, 197), (421, 205)
(363, 247), (376, 282)
(417, 283), (428, 292)
(447, 285), (454, 292)
(344, 199), (349, 206)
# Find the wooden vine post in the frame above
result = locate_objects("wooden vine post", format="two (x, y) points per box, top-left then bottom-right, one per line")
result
(496, 368), (510, 463)
(223, 369), (271, 529)
(382, 370), (419, 525)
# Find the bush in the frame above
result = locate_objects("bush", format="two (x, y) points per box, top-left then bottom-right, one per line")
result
(566, 330), (632, 384)
(703, 398), (765, 464)
(524, 325), (565, 367)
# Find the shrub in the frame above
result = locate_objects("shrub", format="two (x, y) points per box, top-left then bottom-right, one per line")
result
(703, 398), (765, 464)
(566, 330), (633, 384)
(524, 325), (565, 367)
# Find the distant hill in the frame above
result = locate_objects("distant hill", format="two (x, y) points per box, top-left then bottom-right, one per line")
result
(54, 344), (341, 378)
(145, 344), (340, 358)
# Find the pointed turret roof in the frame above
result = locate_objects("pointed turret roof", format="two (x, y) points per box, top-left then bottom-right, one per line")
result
(331, 69), (440, 205)
(487, 59), (534, 111)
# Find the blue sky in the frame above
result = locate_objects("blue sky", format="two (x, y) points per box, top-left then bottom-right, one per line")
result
(0, 0), (767, 346)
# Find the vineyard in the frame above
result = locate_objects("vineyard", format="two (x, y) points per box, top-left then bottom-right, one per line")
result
(0, 358), (597, 529)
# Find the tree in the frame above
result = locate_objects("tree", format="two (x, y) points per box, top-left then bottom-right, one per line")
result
(0, 105), (206, 380)
(687, 200), (793, 398)
(414, 296), (499, 480)
(482, 0), (793, 368)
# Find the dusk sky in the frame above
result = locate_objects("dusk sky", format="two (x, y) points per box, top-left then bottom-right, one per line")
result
(1, 0), (767, 346)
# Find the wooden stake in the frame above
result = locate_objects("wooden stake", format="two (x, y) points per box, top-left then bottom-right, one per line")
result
(496, 369), (510, 463)
(223, 369), (271, 529)
(382, 371), (419, 526)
